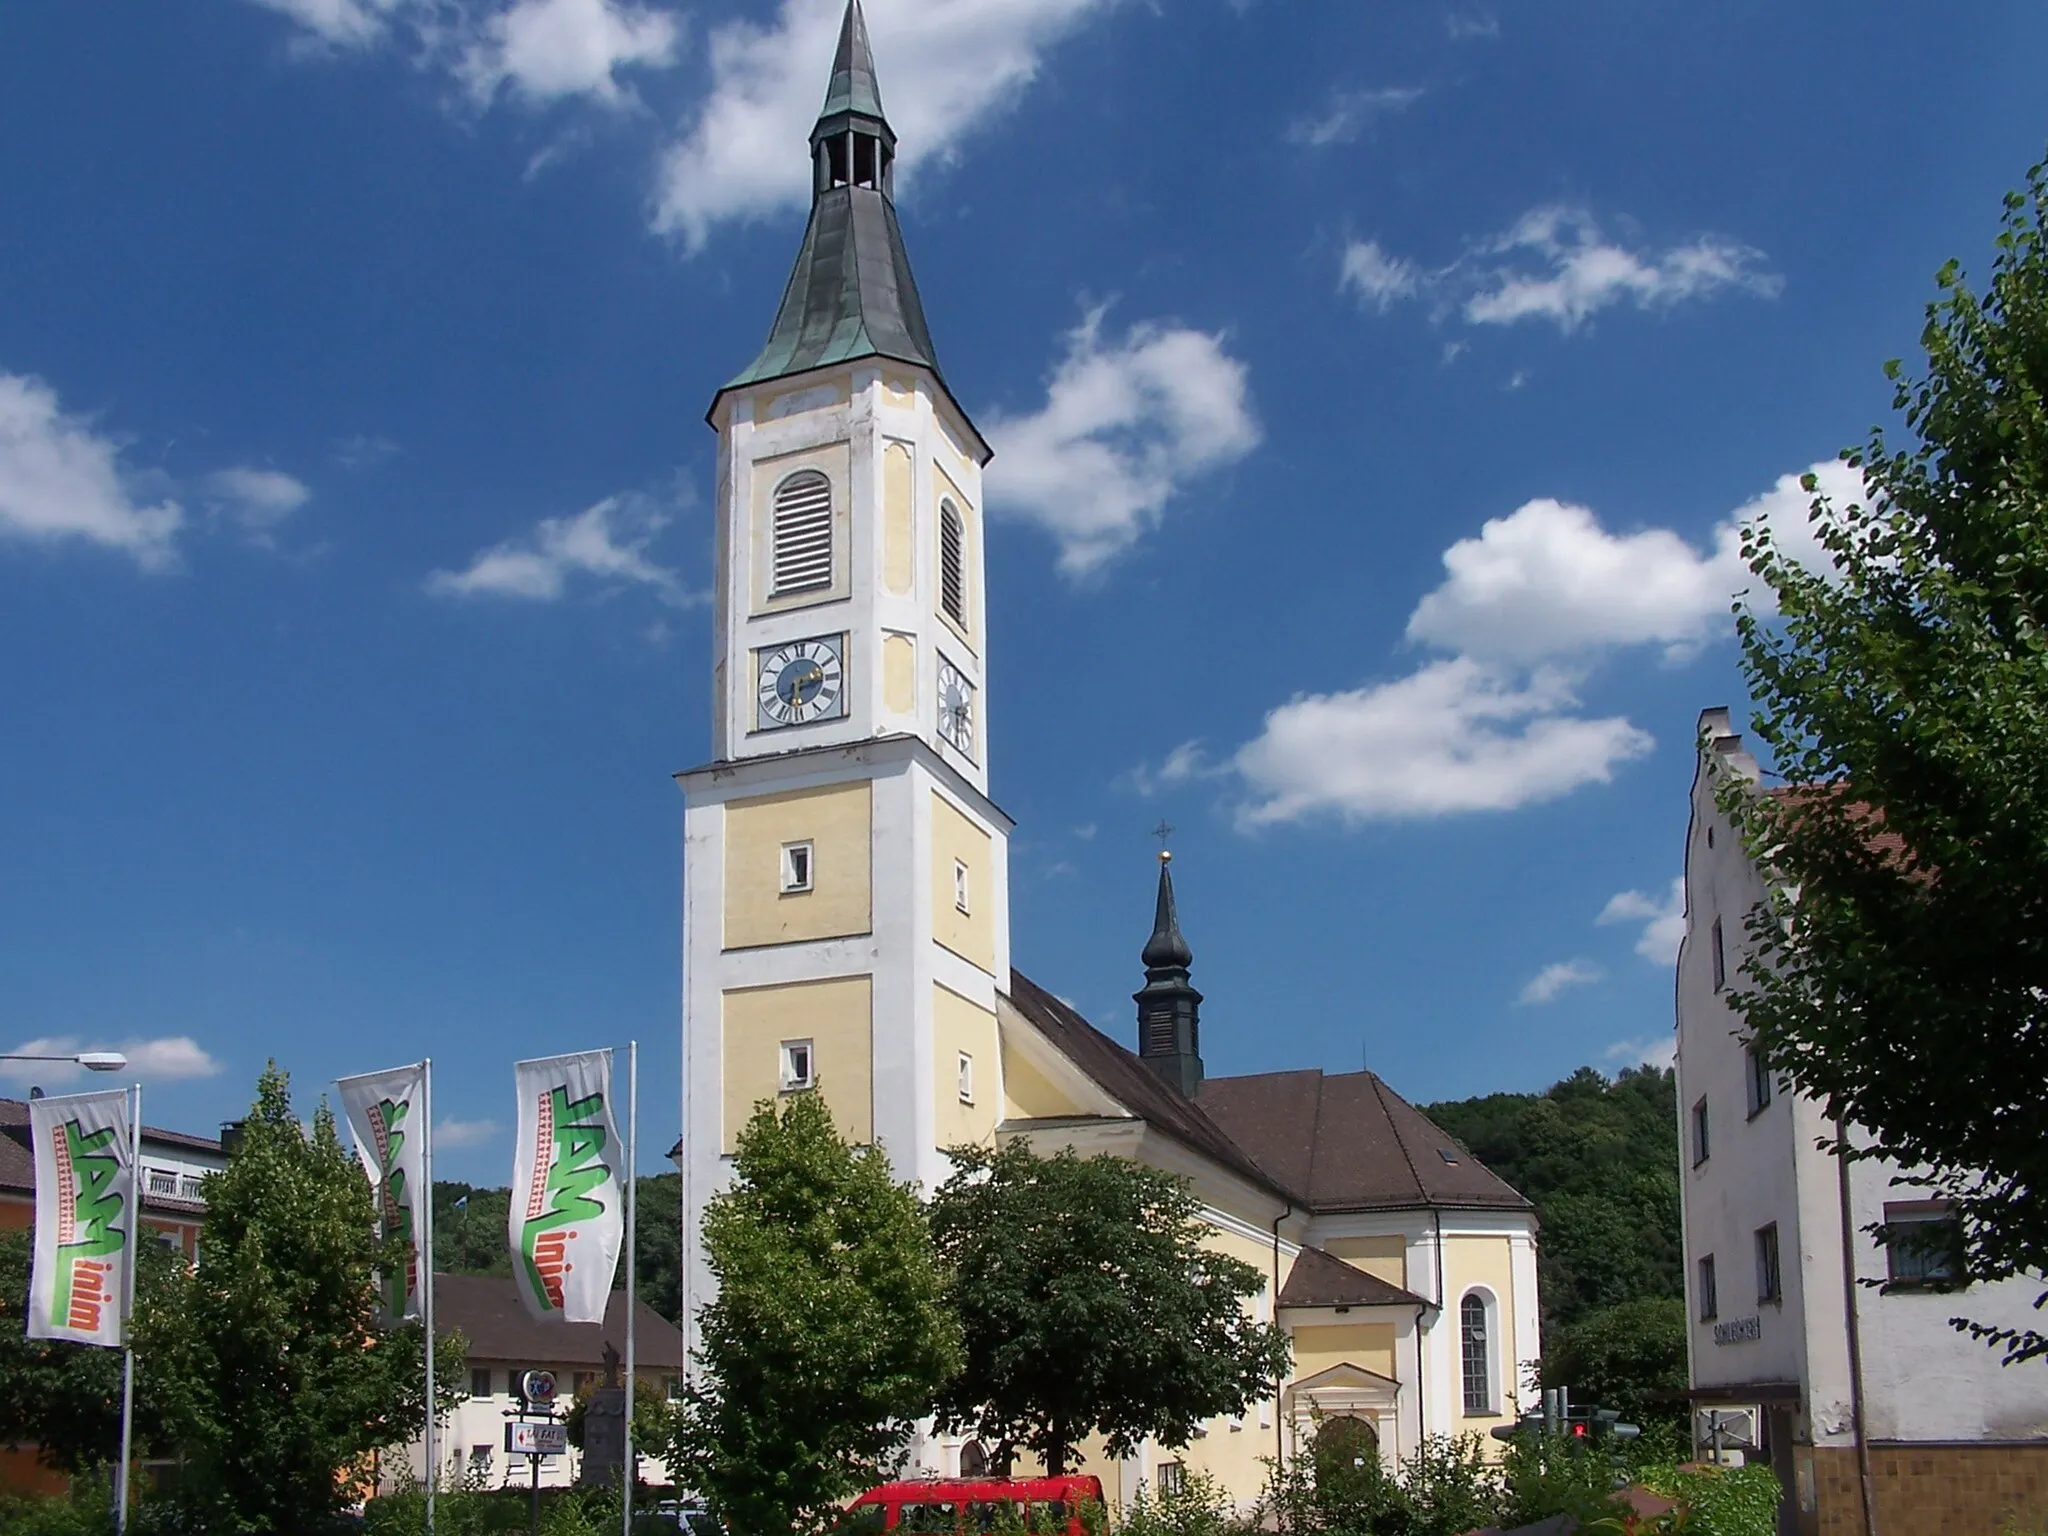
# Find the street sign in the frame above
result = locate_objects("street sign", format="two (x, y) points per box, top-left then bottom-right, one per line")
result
(507, 1421), (567, 1457)
(519, 1369), (557, 1407)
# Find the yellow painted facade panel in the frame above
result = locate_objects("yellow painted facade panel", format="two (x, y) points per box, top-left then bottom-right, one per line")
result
(930, 790), (994, 973)
(883, 441), (914, 595)
(721, 975), (873, 1152)
(884, 632), (916, 715)
(1442, 1233), (1523, 1424)
(932, 984), (1000, 1152)
(1290, 1323), (1398, 1384)
(933, 465), (977, 650)
(998, 1040), (1087, 1121)
(723, 782), (872, 950)
(1322, 1235), (1407, 1289)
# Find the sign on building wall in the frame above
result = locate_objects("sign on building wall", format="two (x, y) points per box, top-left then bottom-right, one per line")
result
(28, 1089), (133, 1347)
(338, 1062), (428, 1323)
(508, 1050), (623, 1323)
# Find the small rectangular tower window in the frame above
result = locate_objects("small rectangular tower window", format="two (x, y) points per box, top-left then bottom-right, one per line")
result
(953, 859), (971, 914)
(1697, 1255), (1718, 1320)
(939, 502), (967, 626)
(1691, 1098), (1710, 1166)
(1711, 917), (1727, 991)
(779, 1039), (814, 1092)
(957, 1051), (974, 1104)
(1755, 1223), (1781, 1304)
(780, 840), (814, 894)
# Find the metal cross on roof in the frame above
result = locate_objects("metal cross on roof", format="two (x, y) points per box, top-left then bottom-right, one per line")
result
(1152, 819), (1175, 851)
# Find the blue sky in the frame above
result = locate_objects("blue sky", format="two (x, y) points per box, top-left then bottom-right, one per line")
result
(2, 0), (2042, 1181)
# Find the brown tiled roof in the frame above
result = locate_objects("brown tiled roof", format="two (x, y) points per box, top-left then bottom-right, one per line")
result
(1276, 1246), (1429, 1309)
(1003, 974), (1286, 1200)
(1001, 979), (1529, 1215)
(433, 1273), (686, 1370)
(1199, 1071), (1530, 1213)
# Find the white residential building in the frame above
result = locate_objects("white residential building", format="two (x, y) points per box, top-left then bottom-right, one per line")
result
(1680, 708), (2048, 1536)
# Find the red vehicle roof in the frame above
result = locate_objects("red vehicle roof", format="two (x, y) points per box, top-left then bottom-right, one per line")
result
(849, 1477), (1104, 1506)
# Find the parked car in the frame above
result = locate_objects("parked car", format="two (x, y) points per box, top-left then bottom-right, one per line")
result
(644, 1496), (722, 1536)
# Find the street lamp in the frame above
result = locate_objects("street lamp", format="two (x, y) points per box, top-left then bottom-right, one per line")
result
(2, 1051), (128, 1073)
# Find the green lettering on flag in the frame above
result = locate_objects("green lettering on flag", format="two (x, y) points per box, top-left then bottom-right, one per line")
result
(519, 1088), (610, 1311)
(53, 1120), (125, 1324)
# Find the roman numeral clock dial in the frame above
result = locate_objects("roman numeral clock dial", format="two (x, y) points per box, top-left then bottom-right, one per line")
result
(755, 636), (846, 730)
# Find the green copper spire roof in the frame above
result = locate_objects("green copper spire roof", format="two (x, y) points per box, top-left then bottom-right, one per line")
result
(722, 0), (943, 395)
(819, 0), (886, 127)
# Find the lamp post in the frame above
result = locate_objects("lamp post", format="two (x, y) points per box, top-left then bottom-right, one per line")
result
(3, 1051), (128, 1073)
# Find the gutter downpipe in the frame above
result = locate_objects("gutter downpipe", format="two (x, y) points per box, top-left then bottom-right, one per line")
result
(1834, 1118), (1879, 1536)
(1432, 1208), (1446, 1432)
(1271, 1198), (1294, 1475)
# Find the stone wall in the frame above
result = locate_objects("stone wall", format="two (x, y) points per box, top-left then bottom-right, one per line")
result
(1803, 1443), (2048, 1535)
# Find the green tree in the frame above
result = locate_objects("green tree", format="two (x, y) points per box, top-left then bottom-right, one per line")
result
(928, 1140), (1291, 1477)
(1425, 1066), (1681, 1334)
(0, 1229), (177, 1475)
(1542, 1295), (1687, 1429)
(1725, 154), (2048, 1363)
(668, 1090), (959, 1536)
(133, 1063), (464, 1534)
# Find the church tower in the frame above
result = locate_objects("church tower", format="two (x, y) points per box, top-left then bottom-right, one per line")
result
(677, 0), (1011, 1354)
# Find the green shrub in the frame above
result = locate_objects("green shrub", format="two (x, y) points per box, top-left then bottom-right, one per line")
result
(1631, 1461), (1780, 1536)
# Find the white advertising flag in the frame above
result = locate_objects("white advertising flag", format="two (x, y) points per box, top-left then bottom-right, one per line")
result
(337, 1063), (428, 1322)
(508, 1050), (623, 1323)
(28, 1089), (133, 1346)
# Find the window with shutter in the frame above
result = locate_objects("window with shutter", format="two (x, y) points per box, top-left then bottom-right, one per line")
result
(940, 502), (966, 625)
(772, 471), (834, 594)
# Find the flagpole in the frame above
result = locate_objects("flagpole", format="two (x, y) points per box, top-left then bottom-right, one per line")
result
(423, 1057), (437, 1536)
(116, 1082), (140, 1536)
(623, 1040), (638, 1536)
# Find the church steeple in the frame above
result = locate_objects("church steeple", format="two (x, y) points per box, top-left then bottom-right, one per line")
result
(1135, 851), (1204, 1097)
(722, 0), (941, 394)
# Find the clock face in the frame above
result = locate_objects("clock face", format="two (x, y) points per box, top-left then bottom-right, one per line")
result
(937, 656), (976, 758)
(756, 636), (846, 729)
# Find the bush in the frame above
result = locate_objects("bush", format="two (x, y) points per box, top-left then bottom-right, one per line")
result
(1633, 1462), (1780, 1536)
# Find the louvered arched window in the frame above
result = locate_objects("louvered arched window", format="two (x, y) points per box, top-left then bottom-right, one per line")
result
(772, 471), (833, 595)
(1460, 1292), (1491, 1415)
(939, 501), (966, 625)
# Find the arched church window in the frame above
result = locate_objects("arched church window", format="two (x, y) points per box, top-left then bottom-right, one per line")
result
(1460, 1292), (1491, 1415)
(939, 501), (966, 625)
(773, 471), (834, 594)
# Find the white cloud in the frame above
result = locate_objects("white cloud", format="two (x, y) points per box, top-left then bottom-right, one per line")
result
(1446, 12), (1500, 40)
(1605, 1034), (1677, 1071)
(1599, 877), (1686, 964)
(434, 1117), (500, 1149)
(1339, 241), (1420, 312)
(428, 495), (687, 603)
(0, 1035), (222, 1086)
(205, 466), (311, 538)
(652, 0), (1112, 248)
(332, 434), (399, 470)
(461, 0), (681, 107)
(1406, 497), (1743, 664)
(1404, 458), (1867, 667)
(986, 310), (1259, 577)
(0, 373), (182, 570)
(1344, 206), (1779, 334)
(1287, 87), (1421, 148)
(1230, 659), (1652, 826)
(1518, 959), (1602, 1006)
(245, 0), (399, 48)
(1463, 207), (1781, 331)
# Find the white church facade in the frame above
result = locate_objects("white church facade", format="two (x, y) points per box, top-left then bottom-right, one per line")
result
(675, 3), (1543, 1507)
